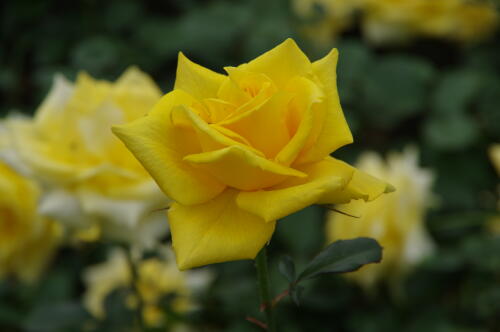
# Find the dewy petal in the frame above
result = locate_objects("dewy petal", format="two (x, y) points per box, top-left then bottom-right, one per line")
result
(183, 145), (307, 191)
(240, 38), (312, 88)
(174, 52), (226, 100)
(237, 157), (354, 222)
(275, 76), (324, 166)
(296, 48), (354, 164)
(168, 189), (276, 270)
(112, 90), (226, 206)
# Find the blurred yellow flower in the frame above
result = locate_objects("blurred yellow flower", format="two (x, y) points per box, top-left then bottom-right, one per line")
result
(113, 39), (393, 269)
(7, 68), (169, 249)
(327, 147), (435, 290)
(293, 0), (498, 45)
(83, 247), (211, 327)
(363, 0), (498, 44)
(0, 160), (61, 282)
(489, 144), (500, 175)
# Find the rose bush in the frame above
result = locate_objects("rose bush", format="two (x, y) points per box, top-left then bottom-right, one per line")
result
(114, 39), (394, 269)
(327, 147), (435, 290)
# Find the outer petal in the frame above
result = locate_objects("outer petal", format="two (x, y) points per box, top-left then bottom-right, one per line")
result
(328, 167), (396, 204)
(174, 52), (226, 100)
(241, 38), (312, 88)
(168, 189), (276, 270)
(112, 90), (225, 206)
(184, 145), (306, 191)
(236, 158), (353, 222)
(296, 48), (354, 164)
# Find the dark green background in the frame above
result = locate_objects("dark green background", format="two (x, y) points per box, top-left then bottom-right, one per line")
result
(1, 0), (499, 331)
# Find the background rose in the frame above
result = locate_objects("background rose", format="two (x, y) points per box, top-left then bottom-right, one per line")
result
(114, 39), (393, 269)
(0, 161), (61, 282)
(6, 68), (169, 249)
(327, 147), (435, 291)
(83, 247), (212, 329)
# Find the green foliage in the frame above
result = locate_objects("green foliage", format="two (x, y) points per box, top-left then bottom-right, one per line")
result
(1, 0), (499, 331)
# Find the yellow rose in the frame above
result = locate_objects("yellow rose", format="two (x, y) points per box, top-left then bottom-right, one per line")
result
(8, 68), (168, 249)
(113, 39), (393, 269)
(326, 147), (435, 290)
(0, 160), (61, 282)
(83, 247), (211, 327)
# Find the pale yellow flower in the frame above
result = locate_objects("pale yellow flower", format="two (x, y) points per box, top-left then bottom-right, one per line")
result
(293, 0), (498, 45)
(113, 39), (393, 270)
(83, 247), (211, 327)
(7, 68), (169, 249)
(0, 160), (61, 282)
(327, 147), (435, 290)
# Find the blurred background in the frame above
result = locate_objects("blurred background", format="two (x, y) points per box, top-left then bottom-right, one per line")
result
(1, 0), (499, 331)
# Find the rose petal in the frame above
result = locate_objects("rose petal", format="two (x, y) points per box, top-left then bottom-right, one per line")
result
(275, 76), (324, 166)
(237, 157), (353, 222)
(168, 189), (276, 270)
(240, 38), (312, 88)
(296, 48), (354, 164)
(174, 52), (226, 100)
(218, 93), (292, 158)
(112, 90), (226, 206)
(184, 145), (306, 191)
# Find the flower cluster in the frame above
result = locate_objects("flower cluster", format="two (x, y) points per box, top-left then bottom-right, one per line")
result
(84, 247), (211, 328)
(294, 0), (498, 45)
(327, 148), (435, 290)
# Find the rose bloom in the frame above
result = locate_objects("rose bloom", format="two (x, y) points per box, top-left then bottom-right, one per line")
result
(83, 247), (211, 329)
(0, 160), (61, 282)
(114, 39), (393, 270)
(327, 147), (435, 290)
(7, 68), (169, 249)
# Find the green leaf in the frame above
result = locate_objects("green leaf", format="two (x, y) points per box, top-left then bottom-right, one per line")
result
(290, 285), (304, 307)
(278, 256), (296, 283)
(423, 113), (479, 151)
(297, 238), (382, 282)
(432, 69), (483, 116)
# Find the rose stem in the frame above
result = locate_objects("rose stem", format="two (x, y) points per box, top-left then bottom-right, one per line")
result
(125, 248), (146, 331)
(255, 247), (277, 331)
